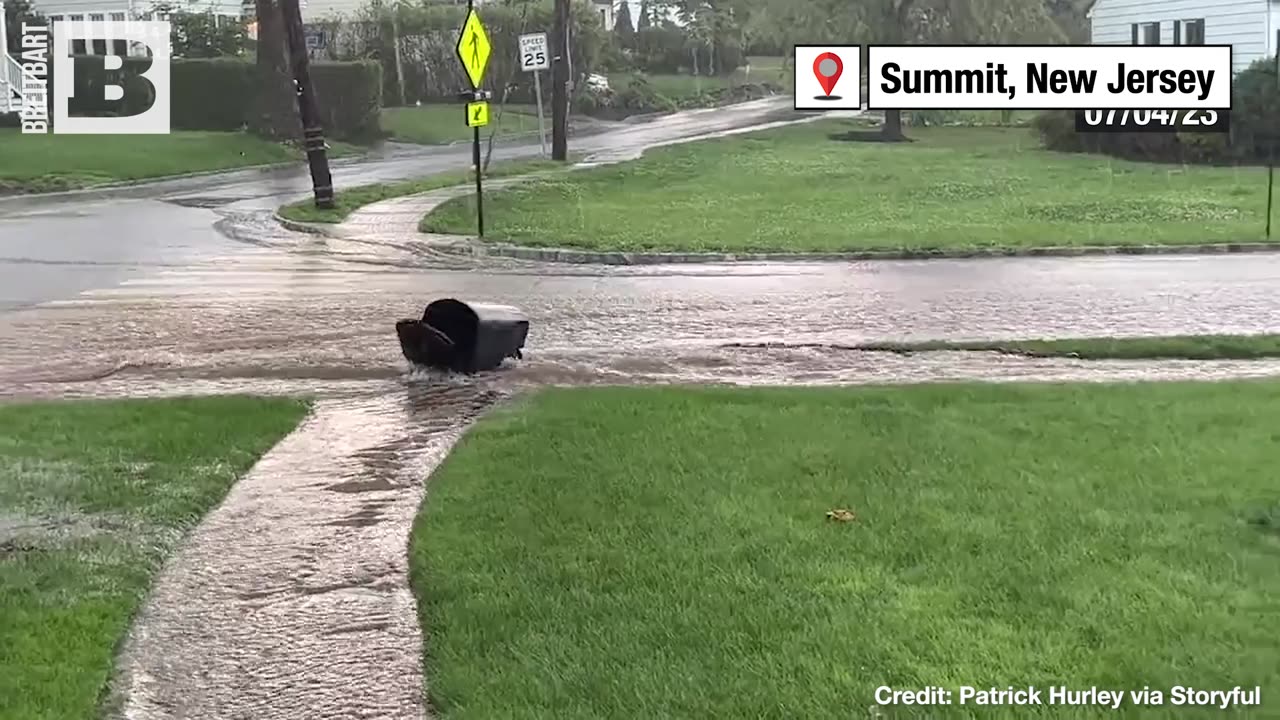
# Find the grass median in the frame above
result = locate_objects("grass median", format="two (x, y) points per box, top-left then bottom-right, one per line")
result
(849, 333), (1280, 360)
(410, 383), (1280, 719)
(0, 130), (359, 194)
(382, 103), (545, 145)
(420, 120), (1272, 253)
(0, 396), (308, 720)
(278, 157), (565, 224)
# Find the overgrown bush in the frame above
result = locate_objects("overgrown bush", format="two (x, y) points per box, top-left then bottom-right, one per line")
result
(172, 58), (255, 131)
(1035, 57), (1280, 165)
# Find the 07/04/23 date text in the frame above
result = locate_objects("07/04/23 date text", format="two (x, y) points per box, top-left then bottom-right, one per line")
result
(1074, 109), (1229, 133)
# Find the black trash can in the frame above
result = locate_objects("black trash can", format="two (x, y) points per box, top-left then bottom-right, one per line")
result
(396, 298), (529, 373)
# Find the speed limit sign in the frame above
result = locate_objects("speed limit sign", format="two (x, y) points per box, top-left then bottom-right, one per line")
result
(519, 32), (550, 72)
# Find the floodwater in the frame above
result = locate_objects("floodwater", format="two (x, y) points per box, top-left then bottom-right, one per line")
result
(7, 105), (1280, 718)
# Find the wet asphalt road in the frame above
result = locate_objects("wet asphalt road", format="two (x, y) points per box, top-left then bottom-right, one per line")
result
(0, 99), (802, 310)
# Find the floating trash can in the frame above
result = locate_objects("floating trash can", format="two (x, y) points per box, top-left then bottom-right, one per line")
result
(396, 298), (529, 373)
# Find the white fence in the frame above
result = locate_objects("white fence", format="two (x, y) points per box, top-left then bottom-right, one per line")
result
(0, 0), (24, 114)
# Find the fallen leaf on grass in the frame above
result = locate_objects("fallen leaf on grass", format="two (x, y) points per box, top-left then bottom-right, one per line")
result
(826, 508), (856, 522)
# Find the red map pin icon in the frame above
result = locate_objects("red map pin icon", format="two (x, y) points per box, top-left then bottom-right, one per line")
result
(813, 52), (843, 96)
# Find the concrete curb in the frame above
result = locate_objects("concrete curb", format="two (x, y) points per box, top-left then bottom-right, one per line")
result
(273, 213), (332, 235)
(440, 240), (1280, 265)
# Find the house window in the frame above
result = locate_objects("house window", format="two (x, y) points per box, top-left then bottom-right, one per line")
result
(109, 13), (128, 55)
(1182, 19), (1205, 45)
(90, 14), (106, 56)
(68, 14), (86, 55)
(1131, 21), (1160, 45)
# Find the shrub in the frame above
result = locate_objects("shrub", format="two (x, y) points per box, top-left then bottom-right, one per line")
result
(311, 60), (384, 141)
(0, 111), (19, 128)
(1231, 57), (1280, 161)
(634, 26), (688, 74)
(1034, 57), (1280, 166)
(172, 58), (255, 131)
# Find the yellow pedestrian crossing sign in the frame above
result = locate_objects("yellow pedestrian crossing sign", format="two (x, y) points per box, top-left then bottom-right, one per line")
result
(455, 10), (492, 89)
(466, 101), (490, 128)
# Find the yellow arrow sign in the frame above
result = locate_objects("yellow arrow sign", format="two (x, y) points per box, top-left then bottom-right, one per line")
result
(455, 9), (491, 89)
(465, 101), (490, 128)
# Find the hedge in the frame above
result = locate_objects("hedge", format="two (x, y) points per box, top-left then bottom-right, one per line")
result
(312, 61), (382, 142)
(1035, 57), (1280, 165)
(46, 56), (381, 140)
(172, 58), (256, 131)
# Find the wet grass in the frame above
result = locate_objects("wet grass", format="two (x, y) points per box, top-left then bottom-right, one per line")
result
(278, 157), (566, 224)
(0, 396), (308, 720)
(410, 383), (1280, 719)
(857, 333), (1280, 360)
(420, 119), (1275, 252)
(0, 130), (360, 194)
(382, 103), (544, 145)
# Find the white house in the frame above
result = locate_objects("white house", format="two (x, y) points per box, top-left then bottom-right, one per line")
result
(1088, 0), (1280, 74)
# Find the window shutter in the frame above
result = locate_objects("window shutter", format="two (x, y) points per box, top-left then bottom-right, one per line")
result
(1173, 20), (1181, 45)
(1131, 23), (1139, 45)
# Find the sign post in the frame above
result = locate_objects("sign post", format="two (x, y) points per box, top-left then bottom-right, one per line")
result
(455, 1), (491, 237)
(518, 31), (550, 157)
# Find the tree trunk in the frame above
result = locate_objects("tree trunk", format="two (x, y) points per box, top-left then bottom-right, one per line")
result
(251, 0), (297, 139)
(882, 109), (907, 141)
(391, 7), (406, 106)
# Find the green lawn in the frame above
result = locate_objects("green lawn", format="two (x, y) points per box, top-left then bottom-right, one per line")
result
(420, 120), (1273, 252)
(855, 333), (1280, 360)
(278, 157), (566, 224)
(410, 383), (1280, 719)
(617, 56), (791, 98)
(0, 130), (358, 193)
(382, 103), (545, 145)
(0, 396), (308, 720)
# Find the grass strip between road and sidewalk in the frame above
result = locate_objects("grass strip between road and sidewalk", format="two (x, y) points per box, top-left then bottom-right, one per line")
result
(382, 104), (545, 145)
(0, 396), (309, 720)
(0, 130), (361, 194)
(847, 333), (1280, 361)
(420, 119), (1275, 254)
(277, 157), (566, 224)
(409, 383), (1280, 719)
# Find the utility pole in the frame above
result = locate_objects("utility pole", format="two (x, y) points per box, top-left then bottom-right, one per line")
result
(550, 0), (569, 160)
(279, 0), (334, 208)
(1268, 32), (1278, 239)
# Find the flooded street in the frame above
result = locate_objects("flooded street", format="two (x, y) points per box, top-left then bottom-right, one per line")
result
(5, 103), (1280, 718)
(4, 237), (1280, 399)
